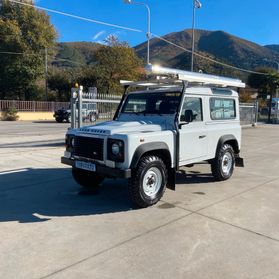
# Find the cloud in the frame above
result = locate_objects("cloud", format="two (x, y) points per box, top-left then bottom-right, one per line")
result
(93, 30), (106, 40)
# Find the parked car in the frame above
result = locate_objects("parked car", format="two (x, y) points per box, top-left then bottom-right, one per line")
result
(53, 103), (98, 123)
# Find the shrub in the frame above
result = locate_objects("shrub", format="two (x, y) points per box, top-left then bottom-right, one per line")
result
(2, 107), (19, 121)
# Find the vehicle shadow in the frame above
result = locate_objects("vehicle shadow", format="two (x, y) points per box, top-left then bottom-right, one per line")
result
(0, 167), (215, 224)
(176, 169), (215, 184)
(0, 168), (133, 223)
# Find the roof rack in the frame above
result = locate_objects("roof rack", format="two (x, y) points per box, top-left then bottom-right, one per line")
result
(121, 64), (245, 89)
(120, 78), (182, 88)
(145, 64), (246, 88)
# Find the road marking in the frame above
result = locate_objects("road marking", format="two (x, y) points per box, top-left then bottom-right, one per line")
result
(0, 168), (28, 175)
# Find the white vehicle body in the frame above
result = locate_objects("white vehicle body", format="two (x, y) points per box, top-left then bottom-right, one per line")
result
(64, 87), (241, 169)
(61, 66), (244, 207)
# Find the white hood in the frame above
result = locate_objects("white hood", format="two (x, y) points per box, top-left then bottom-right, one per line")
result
(78, 121), (165, 136)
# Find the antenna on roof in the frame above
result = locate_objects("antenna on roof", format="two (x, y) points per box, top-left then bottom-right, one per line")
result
(145, 64), (246, 88)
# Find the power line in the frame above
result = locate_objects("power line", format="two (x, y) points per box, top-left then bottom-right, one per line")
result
(0, 51), (88, 66)
(8, 0), (143, 33)
(151, 33), (270, 76)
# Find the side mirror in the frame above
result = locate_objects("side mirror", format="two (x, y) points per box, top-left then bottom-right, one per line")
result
(184, 109), (193, 123)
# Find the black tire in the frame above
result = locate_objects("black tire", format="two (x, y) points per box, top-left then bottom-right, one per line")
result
(66, 115), (71, 123)
(55, 118), (63, 123)
(211, 144), (235, 181)
(128, 155), (167, 208)
(90, 113), (96, 123)
(72, 168), (104, 189)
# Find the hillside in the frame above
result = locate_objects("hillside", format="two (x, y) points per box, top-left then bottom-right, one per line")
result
(52, 30), (279, 79)
(265, 45), (279, 53)
(135, 29), (279, 77)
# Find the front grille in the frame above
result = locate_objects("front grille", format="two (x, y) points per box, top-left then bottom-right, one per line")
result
(74, 136), (104, 161)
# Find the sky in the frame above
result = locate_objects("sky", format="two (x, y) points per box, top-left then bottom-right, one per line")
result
(35, 0), (279, 47)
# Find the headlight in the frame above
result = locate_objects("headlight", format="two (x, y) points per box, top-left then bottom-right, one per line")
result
(107, 139), (124, 162)
(65, 134), (75, 151)
(112, 143), (120, 155)
(70, 137), (75, 148)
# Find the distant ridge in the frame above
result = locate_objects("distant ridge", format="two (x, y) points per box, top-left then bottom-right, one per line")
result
(134, 29), (279, 77)
(265, 44), (279, 53)
(53, 29), (279, 78)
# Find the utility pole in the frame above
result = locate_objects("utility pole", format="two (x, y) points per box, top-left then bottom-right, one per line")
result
(123, 0), (151, 65)
(45, 47), (48, 101)
(191, 0), (202, 72)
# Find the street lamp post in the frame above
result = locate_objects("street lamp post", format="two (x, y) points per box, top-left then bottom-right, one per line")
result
(124, 0), (151, 65)
(191, 0), (202, 72)
(44, 47), (48, 101)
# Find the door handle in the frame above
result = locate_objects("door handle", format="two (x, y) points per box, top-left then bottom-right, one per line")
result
(199, 135), (206, 139)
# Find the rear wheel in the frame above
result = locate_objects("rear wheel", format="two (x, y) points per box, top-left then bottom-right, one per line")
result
(128, 155), (167, 208)
(90, 113), (96, 123)
(66, 115), (71, 123)
(211, 144), (235, 181)
(72, 168), (104, 189)
(55, 118), (63, 123)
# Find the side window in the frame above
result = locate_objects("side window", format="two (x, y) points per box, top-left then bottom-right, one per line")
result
(210, 98), (236, 120)
(180, 97), (203, 122)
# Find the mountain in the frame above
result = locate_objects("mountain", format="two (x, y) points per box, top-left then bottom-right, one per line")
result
(52, 30), (279, 79)
(265, 45), (279, 53)
(135, 29), (279, 77)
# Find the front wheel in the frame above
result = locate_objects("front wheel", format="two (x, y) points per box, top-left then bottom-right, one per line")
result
(211, 144), (235, 181)
(72, 168), (104, 189)
(128, 155), (167, 208)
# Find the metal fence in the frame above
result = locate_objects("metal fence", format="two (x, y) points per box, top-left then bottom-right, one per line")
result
(0, 93), (121, 113)
(0, 99), (259, 126)
(0, 100), (69, 112)
(239, 102), (258, 126)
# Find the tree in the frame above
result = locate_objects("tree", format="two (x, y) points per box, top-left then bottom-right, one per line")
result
(47, 67), (76, 102)
(94, 35), (143, 95)
(248, 68), (279, 95)
(248, 68), (279, 122)
(0, 0), (57, 100)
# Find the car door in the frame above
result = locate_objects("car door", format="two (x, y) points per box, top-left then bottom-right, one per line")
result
(179, 96), (208, 166)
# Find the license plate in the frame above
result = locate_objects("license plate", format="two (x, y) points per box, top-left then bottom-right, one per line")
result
(75, 161), (96, 172)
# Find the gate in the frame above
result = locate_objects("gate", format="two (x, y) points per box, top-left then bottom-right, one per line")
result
(239, 102), (258, 126)
(70, 86), (121, 129)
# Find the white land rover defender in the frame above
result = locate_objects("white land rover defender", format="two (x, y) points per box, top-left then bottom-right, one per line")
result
(61, 65), (245, 208)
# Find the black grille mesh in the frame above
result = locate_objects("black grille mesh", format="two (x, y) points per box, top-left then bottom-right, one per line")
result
(74, 136), (104, 161)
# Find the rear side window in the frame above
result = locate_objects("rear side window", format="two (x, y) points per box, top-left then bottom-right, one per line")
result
(210, 98), (236, 120)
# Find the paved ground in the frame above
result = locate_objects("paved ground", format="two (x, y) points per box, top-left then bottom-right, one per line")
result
(1, 121), (279, 279)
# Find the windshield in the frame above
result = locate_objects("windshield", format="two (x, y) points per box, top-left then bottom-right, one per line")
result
(121, 92), (181, 115)
(82, 103), (97, 110)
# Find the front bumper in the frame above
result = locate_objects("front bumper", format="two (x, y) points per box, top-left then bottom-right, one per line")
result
(61, 156), (132, 179)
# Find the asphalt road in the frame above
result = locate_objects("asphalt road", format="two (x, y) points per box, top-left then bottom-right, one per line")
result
(1, 121), (279, 279)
